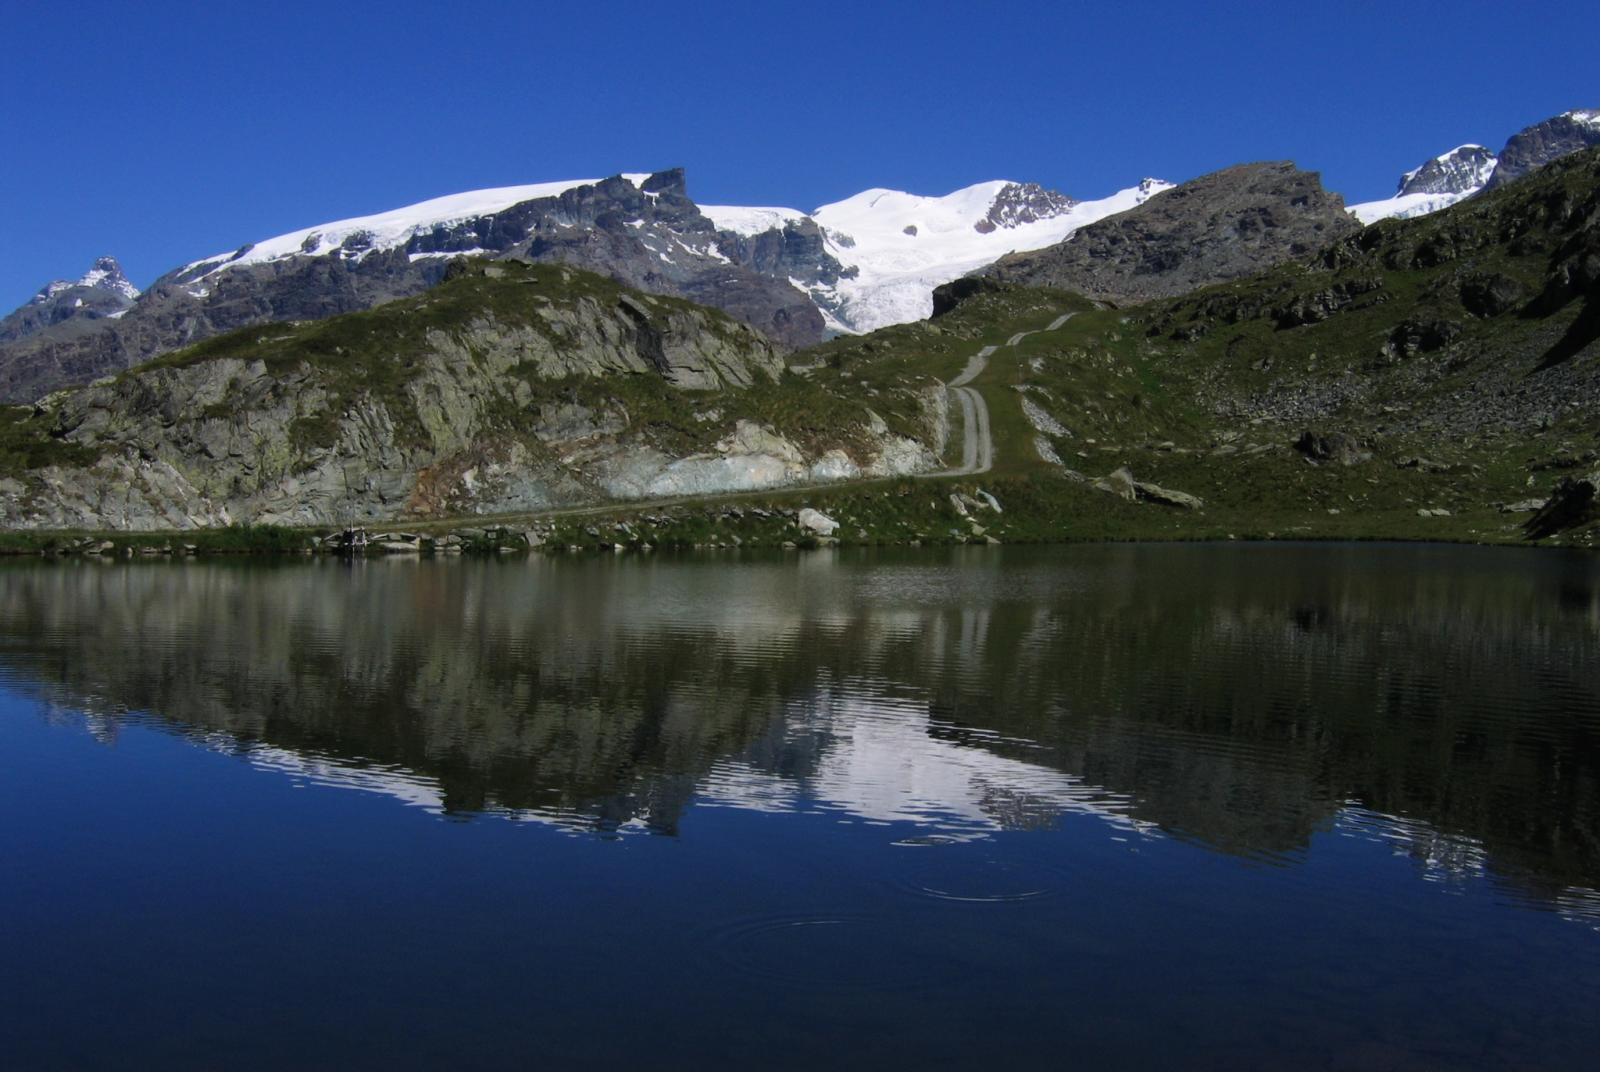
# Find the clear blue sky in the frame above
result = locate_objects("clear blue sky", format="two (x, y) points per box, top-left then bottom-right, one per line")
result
(2, 0), (1593, 310)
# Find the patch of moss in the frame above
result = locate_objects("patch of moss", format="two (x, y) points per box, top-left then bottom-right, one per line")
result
(0, 406), (100, 478)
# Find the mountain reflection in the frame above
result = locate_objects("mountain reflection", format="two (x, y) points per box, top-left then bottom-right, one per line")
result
(2, 545), (1597, 912)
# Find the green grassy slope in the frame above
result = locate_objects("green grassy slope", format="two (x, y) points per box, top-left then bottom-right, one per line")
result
(819, 148), (1600, 548)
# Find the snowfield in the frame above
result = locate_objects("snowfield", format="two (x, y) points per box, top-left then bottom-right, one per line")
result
(181, 175), (653, 278)
(1349, 188), (1480, 224)
(806, 178), (1172, 332)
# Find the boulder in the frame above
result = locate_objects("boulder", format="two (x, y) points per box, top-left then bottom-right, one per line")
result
(1135, 481), (1204, 510)
(1524, 470), (1599, 539)
(797, 508), (839, 536)
(1295, 430), (1372, 466)
(1093, 466), (1139, 502)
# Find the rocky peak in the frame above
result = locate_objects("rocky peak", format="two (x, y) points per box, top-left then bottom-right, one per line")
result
(33, 255), (139, 304)
(974, 182), (1077, 233)
(2, 255), (141, 348)
(1485, 109), (1600, 189)
(1397, 145), (1497, 197)
(639, 168), (688, 197)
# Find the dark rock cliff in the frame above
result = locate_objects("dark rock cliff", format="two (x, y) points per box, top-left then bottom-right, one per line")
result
(1486, 110), (1600, 190)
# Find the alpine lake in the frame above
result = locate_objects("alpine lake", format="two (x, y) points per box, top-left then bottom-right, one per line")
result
(2, 542), (1598, 1070)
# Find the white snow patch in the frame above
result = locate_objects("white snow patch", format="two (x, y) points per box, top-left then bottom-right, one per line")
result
(1349, 189), (1477, 223)
(408, 248), (487, 262)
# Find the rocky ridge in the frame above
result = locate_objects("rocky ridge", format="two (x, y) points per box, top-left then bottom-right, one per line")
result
(977, 162), (1361, 304)
(0, 261), (943, 530)
(1485, 109), (1600, 189)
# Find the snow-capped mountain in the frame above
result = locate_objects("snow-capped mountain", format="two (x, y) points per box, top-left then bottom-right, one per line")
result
(36, 255), (141, 304)
(1350, 110), (1600, 224)
(1484, 108), (1600, 189)
(177, 170), (1172, 337)
(1349, 145), (1497, 224)
(708, 178), (1171, 332)
(176, 176), (645, 282)
(1, 170), (1178, 401)
(0, 255), (140, 345)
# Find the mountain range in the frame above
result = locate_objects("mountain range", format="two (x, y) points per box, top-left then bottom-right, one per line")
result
(0, 107), (1597, 544)
(3, 109), (1596, 409)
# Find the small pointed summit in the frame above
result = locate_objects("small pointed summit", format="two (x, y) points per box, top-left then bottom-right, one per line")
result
(76, 256), (139, 300)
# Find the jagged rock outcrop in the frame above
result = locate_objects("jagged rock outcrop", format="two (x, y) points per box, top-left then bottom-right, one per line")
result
(0, 263), (938, 530)
(1486, 110), (1600, 189)
(975, 183), (1076, 232)
(979, 163), (1360, 304)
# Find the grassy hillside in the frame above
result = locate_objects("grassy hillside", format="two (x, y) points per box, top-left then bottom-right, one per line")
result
(817, 148), (1600, 548)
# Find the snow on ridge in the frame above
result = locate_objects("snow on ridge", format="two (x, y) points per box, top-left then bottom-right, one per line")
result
(700, 204), (808, 235)
(1566, 109), (1600, 128)
(155, 167), (1175, 336)
(1349, 189), (1478, 225)
(33, 258), (140, 303)
(1353, 144), (1499, 224)
(182, 176), (617, 278)
(1400, 144), (1492, 185)
(76, 264), (140, 301)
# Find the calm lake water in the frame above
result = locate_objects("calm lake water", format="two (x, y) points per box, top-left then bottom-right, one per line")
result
(2, 544), (1598, 1070)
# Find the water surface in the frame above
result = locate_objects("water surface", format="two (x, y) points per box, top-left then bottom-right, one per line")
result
(2, 544), (1598, 1069)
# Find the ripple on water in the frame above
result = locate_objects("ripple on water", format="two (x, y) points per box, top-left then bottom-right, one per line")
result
(895, 850), (1067, 905)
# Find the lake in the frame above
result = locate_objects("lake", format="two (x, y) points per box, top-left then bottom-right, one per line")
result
(2, 544), (1598, 1069)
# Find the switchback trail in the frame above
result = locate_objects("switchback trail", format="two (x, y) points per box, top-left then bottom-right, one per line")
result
(930, 311), (1076, 477)
(414, 311), (1081, 530)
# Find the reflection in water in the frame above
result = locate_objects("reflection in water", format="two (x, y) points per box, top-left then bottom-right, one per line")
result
(2, 544), (1599, 916)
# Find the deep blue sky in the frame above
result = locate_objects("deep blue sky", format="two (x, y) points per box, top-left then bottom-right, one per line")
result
(3, 1), (1594, 310)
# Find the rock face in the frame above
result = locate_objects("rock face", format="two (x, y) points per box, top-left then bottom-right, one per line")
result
(1, 256), (139, 344)
(975, 183), (1077, 232)
(1486, 110), (1600, 189)
(979, 163), (1360, 304)
(1399, 145), (1499, 197)
(0, 170), (830, 404)
(0, 263), (939, 530)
